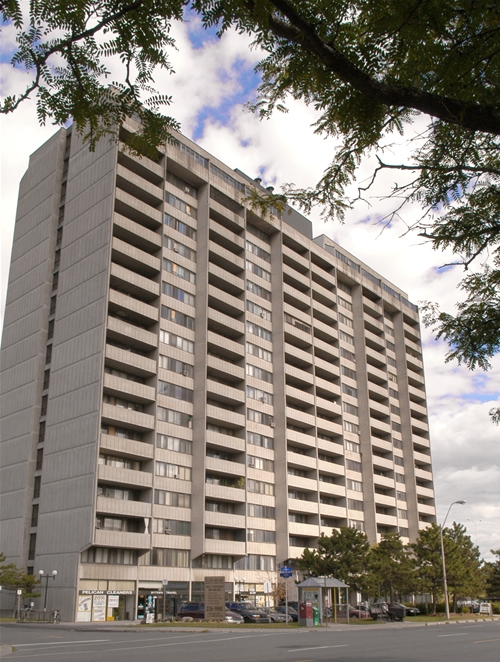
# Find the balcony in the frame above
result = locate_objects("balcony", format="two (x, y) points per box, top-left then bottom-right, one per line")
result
(108, 289), (158, 327)
(318, 482), (345, 497)
(284, 323), (313, 350)
(206, 403), (245, 428)
(416, 484), (434, 499)
(94, 529), (151, 549)
(286, 406), (316, 429)
(287, 498), (318, 514)
(375, 513), (398, 527)
(204, 510), (246, 528)
(372, 455), (394, 472)
(283, 283), (310, 311)
(313, 317), (338, 344)
(368, 382), (389, 402)
(101, 403), (155, 431)
(209, 241), (245, 274)
(209, 219), (245, 253)
(115, 188), (162, 229)
(415, 466), (433, 482)
(318, 459), (344, 476)
(366, 363), (388, 385)
(311, 281), (336, 308)
(113, 213), (162, 254)
(317, 438), (344, 455)
(285, 363), (314, 387)
(116, 163), (164, 207)
(374, 493), (397, 508)
(208, 284), (245, 317)
(100, 433), (154, 460)
(103, 373), (156, 404)
(205, 456), (245, 477)
(282, 244), (310, 273)
(314, 355), (339, 377)
(104, 343), (157, 377)
(207, 308), (245, 339)
(110, 263), (159, 302)
(316, 396), (341, 415)
(289, 522), (320, 537)
(312, 298), (337, 324)
(362, 295), (383, 319)
(319, 503), (346, 518)
(314, 336), (339, 363)
(407, 367), (425, 386)
(107, 315), (158, 352)
(117, 144), (164, 183)
(285, 343), (313, 370)
(205, 483), (246, 502)
(287, 451), (317, 470)
(112, 236), (161, 278)
(369, 400), (391, 419)
(208, 263), (245, 296)
(315, 376), (341, 395)
(316, 418), (343, 437)
(206, 429), (245, 453)
(287, 474), (318, 492)
(207, 354), (245, 382)
(97, 463), (153, 488)
(373, 474), (395, 489)
(286, 428), (316, 448)
(209, 199), (245, 232)
(207, 331), (245, 362)
(96, 495), (152, 518)
(204, 539), (246, 556)
(286, 385), (315, 407)
(371, 418), (392, 436)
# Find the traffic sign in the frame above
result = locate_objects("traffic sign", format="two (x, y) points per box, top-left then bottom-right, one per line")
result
(280, 566), (292, 578)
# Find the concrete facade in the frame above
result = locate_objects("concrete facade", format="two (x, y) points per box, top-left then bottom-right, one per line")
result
(0, 119), (436, 621)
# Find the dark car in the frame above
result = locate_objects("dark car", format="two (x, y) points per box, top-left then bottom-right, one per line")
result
(225, 601), (270, 623)
(397, 603), (420, 616)
(274, 605), (299, 622)
(261, 607), (290, 623)
(177, 602), (243, 623)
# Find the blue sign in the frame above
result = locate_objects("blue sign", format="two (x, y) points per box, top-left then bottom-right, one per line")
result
(280, 566), (292, 578)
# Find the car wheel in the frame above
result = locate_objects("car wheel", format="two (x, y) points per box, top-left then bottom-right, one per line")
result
(244, 617), (251, 623)
(351, 614), (358, 619)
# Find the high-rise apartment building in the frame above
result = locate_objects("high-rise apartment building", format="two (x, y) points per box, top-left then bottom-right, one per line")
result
(0, 119), (435, 621)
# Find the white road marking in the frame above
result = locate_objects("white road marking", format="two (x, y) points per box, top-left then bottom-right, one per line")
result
(14, 639), (109, 647)
(437, 633), (469, 638)
(288, 645), (348, 652)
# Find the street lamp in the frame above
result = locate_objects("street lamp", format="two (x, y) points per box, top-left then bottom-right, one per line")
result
(235, 577), (245, 601)
(467, 518), (481, 547)
(440, 500), (465, 620)
(38, 570), (57, 611)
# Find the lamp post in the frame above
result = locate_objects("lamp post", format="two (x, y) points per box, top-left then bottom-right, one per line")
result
(38, 570), (57, 611)
(467, 518), (481, 547)
(440, 500), (465, 620)
(235, 577), (245, 601)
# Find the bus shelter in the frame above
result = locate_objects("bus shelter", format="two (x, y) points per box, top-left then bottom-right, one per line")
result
(296, 577), (350, 625)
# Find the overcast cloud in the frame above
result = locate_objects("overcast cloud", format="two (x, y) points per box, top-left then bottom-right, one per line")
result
(1, 15), (498, 559)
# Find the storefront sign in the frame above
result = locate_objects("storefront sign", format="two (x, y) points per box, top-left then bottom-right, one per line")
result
(79, 590), (134, 595)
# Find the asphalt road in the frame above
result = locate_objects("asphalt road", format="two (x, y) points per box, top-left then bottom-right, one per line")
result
(1, 621), (499, 662)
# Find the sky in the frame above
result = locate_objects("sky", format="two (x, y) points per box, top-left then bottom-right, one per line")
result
(1, 11), (499, 561)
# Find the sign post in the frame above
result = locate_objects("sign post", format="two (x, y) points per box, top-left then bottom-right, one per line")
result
(280, 566), (292, 625)
(205, 576), (226, 621)
(162, 580), (168, 622)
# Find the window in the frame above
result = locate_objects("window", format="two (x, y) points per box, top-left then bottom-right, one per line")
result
(337, 279), (353, 293)
(151, 548), (190, 567)
(288, 489), (307, 500)
(343, 402), (359, 416)
(105, 366), (145, 383)
(159, 355), (193, 378)
(98, 485), (140, 501)
(167, 171), (197, 198)
(164, 213), (196, 240)
(338, 296), (353, 311)
(248, 529), (276, 543)
(399, 527), (409, 537)
(346, 459), (362, 472)
(174, 140), (208, 167)
(81, 548), (137, 565)
(33, 476), (41, 499)
(154, 490), (191, 508)
(31, 504), (39, 527)
(206, 474), (242, 488)
(103, 395), (144, 412)
(394, 455), (404, 466)
(341, 365), (356, 380)
(99, 455), (141, 471)
(349, 519), (364, 531)
(344, 421), (360, 434)
(345, 439), (360, 453)
(163, 259), (196, 284)
(154, 519), (191, 536)
(247, 432), (274, 449)
(157, 434), (192, 454)
(246, 321), (272, 342)
(246, 385), (273, 405)
(247, 280), (271, 301)
(339, 330), (354, 345)
(392, 421), (402, 432)
(385, 324), (395, 336)
(161, 306), (195, 330)
(41, 395), (48, 416)
(248, 504), (275, 519)
(166, 192), (196, 218)
(397, 491), (407, 502)
(247, 224), (271, 242)
(157, 407), (193, 428)
(207, 423), (234, 436)
(338, 312), (353, 328)
(391, 404), (401, 416)
(156, 462), (192, 480)
(162, 282), (195, 307)
(289, 513), (308, 523)
(247, 455), (274, 472)
(211, 163), (245, 191)
(202, 555), (234, 569)
(246, 260), (271, 281)
(247, 409), (274, 426)
(247, 479), (274, 495)
(340, 347), (356, 363)
(246, 239), (271, 263)
(398, 509), (408, 520)
(342, 383), (358, 398)
(36, 448), (43, 471)
(318, 453), (337, 464)
(246, 342), (272, 362)
(101, 424), (143, 441)
(289, 467), (307, 477)
(388, 372), (398, 383)
(386, 340), (396, 352)
(389, 388), (399, 399)
(234, 555), (275, 571)
(387, 357), (397, 368)
(159, 329), (194, 353)
(163, 235), (196, 261)
(246, 300), (271, 321)
(246, 363), (273, 383)
(158, 380), (193, 403)
(95, 516), (139, 532)
(347, 479), (363, 492)
(395, 473), (405, 484)
(206, 501), (235, 514)
(348, 499), (363, 511)
(284, 313), (311, 333)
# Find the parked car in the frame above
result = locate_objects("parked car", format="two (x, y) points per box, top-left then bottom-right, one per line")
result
(338, 605), (368, 619)
(369, 602), (406, 621)
(398, 603), (420, 616)
(278, 600), (299, 612)
(225, 601), (270, 623)
(176, 602), (244, 623)
(274, 605), (299, 622)
(261, 607), (290, 623)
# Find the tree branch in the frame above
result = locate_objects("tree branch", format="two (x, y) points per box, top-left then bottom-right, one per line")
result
(265, 0), (500, 135)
